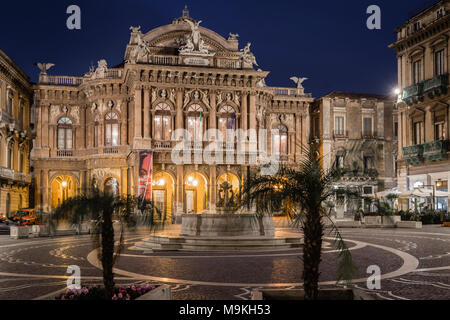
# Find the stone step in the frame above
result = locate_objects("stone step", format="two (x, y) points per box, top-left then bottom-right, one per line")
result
(179, 243), (294, 252)
(182, 237), (288, 246)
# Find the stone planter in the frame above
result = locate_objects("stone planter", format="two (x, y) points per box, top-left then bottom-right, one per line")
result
(10, 226), (30, 239)
(335, 221), (362, 228)
(363, 216), (382, 225)
(396, 221), (422, 229)
(137, 285), (171, 300)
(251, 288), (373, 300)
(381, 216), (401, 225)
(31, 225), (49, 237)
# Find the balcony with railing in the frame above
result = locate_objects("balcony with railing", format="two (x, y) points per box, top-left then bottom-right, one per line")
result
(423, 73), (448, 99)
(402, 144), (424, 165)
(153, 140), (173, 150)
(362, 131), (378, 140)
(56, 150), (73, 157)
(0, 167), (31, 184)
(40, 68), (123, 86)
(273, 87), (313, 98)
(402, 74), (448, 105)
(423, 140), (450, 162)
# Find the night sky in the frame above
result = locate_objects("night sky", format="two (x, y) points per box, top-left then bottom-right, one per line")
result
(0, 0), (436, 97)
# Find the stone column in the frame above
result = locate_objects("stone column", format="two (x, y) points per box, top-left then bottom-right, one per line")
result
(398, 111), (404, 159)
(143, 87), (150, 139)
(43, 170), (49, 212)
(176, 89), (184, 140)
(249, 92), (257, 131)
(121, 167), (128, 196)
(176, 165), (184, 214)
(209, 91), (216, 140)
(209, 165), (217, 212)
(42, 105), (49, 148)
(241, 92), (248, 131)
(134, 86), (142, 138)
(35, 105), (41, 148)
(296, 113), (302, 159)
(425, 106), (434, 142)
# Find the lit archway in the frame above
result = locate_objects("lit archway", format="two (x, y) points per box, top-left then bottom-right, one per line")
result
(152, 172), (175, 219)
(51, 175), (78, 209)
(184, 172), (208, 214)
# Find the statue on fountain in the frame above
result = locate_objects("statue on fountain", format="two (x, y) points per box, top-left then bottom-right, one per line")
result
(216, 181), (238, 214)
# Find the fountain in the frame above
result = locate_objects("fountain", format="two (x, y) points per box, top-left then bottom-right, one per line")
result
(137, 179), (302, 252)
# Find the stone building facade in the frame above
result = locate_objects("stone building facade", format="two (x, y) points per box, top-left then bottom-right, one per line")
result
(390, 0), (450, 211)
(312, 92), (398, 219)
(0, 49), (33, 216)
(31, 10), (313, 219)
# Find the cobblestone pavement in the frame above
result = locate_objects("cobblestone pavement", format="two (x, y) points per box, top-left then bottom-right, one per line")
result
(0, 225), (449, 300)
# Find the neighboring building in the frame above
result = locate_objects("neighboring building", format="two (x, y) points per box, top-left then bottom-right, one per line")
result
(312, 92), (397, 219)
(390, 0), (450, 212)
(31, 8), (314, 219)
(0, 49), (33, 217)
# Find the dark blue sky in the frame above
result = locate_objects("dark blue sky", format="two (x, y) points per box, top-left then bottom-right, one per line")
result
(0, 0), (433, 97)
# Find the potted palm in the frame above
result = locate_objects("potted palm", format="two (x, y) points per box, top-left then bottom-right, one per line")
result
(242, 143), (362, 300)
(52, 186), (169, 300)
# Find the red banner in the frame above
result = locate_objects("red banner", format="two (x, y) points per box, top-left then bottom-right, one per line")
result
(138, 151), (153, 201)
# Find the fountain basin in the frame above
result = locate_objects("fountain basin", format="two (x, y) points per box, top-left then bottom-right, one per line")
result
(180, 214), (275, 237)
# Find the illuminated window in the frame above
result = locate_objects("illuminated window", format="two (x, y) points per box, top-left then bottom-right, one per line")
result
(57, 117), (73, 150)
(187, 104), (204, 142)
(218, 105), (236, 142)
(273, 125), (288, 155)
(105, 112), (119, 146)
(154, 103), (172, 141)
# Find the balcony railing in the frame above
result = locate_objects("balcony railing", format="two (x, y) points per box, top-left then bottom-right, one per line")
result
(153, 141), (172, 150)
(103, 147), (119, 154)
(403, 83), (424, 105)
(402, 74), (448, 105)
(423, 140), (449, 162)
(402, 144), (424, 165)
(362, 132), (377, 140)
(57, 150), (73, 157)
(0, 167), (31, 184)
(423, 74), (448, 99)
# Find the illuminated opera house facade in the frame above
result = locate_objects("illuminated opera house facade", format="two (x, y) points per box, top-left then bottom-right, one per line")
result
(31, 8), (314, 218)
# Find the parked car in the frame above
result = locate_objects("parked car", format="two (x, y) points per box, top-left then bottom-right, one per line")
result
(12, 209), (38, 225)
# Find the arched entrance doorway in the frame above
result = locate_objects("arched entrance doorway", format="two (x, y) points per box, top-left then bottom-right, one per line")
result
(104, 177), (119, 196)
(51, 175), (78, 209)
(152, 172), (175, 220)
(184, 172), (208, 214)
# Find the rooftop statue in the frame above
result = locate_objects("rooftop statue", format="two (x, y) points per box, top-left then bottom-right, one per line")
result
(34, 62), (55, 75)
(240, 42), (258, 68)
(180, 19), (212, 56)
(290, 76), (309, 89)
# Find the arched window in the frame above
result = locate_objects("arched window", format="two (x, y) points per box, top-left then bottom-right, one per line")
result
(273, 125), (288, 155)
(154, 103), (172, 141)
(218, 105), (236, 142)
(57, 117), (73, 150)
(105, 112), (119, 146)
(187, 104), (204, 142)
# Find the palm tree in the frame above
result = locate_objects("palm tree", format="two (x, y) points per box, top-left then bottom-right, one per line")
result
(51, 187), (164, 300)
(240, 143), (356, 300)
